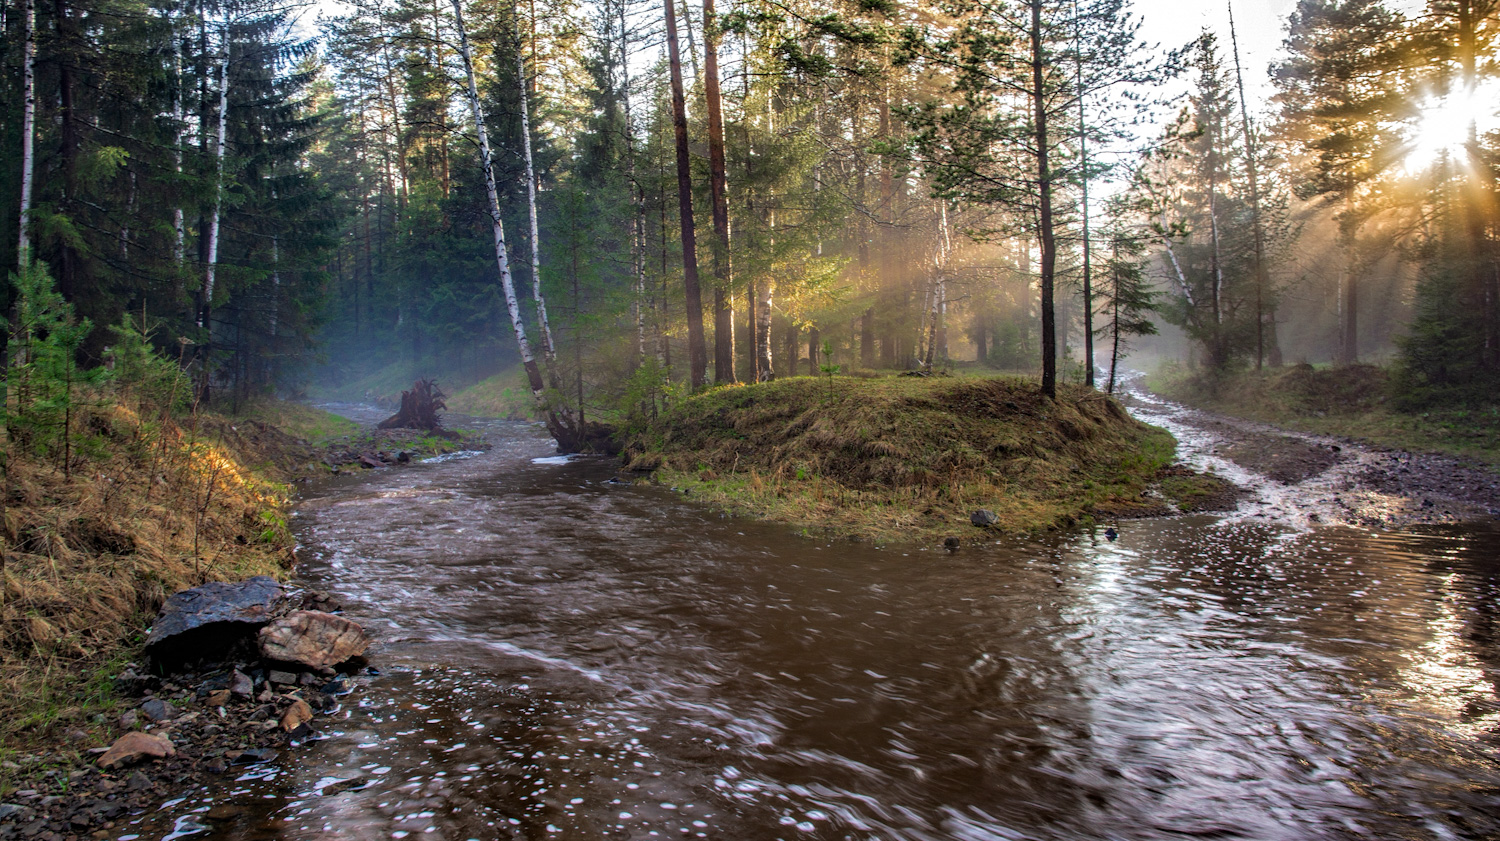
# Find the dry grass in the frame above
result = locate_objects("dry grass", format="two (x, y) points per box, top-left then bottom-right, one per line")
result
(621, 375), (1194, 544)
(0, 396), (306, 751)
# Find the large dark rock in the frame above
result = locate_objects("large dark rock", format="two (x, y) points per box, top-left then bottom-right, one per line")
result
(144, 576), (284, 668)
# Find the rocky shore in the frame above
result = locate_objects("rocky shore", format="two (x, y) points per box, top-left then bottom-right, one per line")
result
(0, 579), (374, 841)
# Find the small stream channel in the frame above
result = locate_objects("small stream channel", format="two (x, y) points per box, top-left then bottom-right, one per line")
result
(122, 399), (1500, 840)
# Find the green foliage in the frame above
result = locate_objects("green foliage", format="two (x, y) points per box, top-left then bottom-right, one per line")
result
(105, 315), (192, 417)
(4, 261), (103, 461)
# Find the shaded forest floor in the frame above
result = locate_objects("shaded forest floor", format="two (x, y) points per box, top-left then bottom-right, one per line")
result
(620, 374), (1236, 545)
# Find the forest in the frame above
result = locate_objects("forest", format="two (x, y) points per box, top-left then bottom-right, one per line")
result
(2, 0), (1499, 441)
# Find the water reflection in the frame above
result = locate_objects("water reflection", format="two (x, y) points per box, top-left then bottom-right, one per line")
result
(120, 420), (1500, 841)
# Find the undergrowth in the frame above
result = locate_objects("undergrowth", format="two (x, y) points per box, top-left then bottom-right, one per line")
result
(1, 263), (303, 753)
(621, 375), (1209, 544)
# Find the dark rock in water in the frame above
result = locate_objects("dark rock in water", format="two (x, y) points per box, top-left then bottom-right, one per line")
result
(231, 748), (278, 766)
(970, 509), (1000, 528)
(321, 676), (355, 696)
(138, 699), (178, 723)
(396, 451), (411, 464)
(297, 591), (342, 614)
(204, 804), (247, 821)
(320, 776), (367, 796)
(1104, 527), (1119, 541)
(144, 576), (283, 668)
(943, 537), (961, 551)
(259, 611), (370, 669)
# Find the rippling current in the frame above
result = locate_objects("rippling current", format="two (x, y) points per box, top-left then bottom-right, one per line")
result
(128, 410), (1500, 841)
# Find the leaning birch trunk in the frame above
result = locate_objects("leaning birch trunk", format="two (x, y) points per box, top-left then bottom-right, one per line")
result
(516, 38), (558, 370)
(450, 0), (570, 447)
(17, 0), (36, 270)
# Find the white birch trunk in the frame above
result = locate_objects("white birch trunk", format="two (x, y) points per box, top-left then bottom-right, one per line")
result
(173, 35), (186, 266)
(516, 41), (558, 368)
(18, 0), (36, 269)
(200, 20), (229, 330)
(450, 0), (548, 413)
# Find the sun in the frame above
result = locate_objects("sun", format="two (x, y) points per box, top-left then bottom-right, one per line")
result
(1401, 83), (1500, 173)
(1404, 94), (1476, 171)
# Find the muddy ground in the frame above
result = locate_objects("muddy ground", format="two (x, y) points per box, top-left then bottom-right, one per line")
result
(1133, 394), (1500, 529)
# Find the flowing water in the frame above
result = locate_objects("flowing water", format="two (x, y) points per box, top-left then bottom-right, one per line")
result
(124, 403), (1500, 841)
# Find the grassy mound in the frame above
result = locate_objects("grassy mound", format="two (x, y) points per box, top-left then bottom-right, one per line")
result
(1150, 363), (1500, 465)
(621, 375), (1224, 543)
(0, 397), (317, 755)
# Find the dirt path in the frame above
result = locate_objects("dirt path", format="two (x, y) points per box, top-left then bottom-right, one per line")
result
(1120, 374), (1500, 530)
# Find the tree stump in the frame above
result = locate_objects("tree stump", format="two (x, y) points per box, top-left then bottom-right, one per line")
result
(378, 379), (447, 430)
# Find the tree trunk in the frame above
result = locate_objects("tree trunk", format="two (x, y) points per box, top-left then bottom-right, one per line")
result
(807, 326), (820, 376)
(516, 32), (562, 384)
(450, 0), (570, 446)
(1030, 0), (1057, 399)
(1075, 5), (1094, 388)
(663, 0), (708, 387)
(198, 17), (230, 401)
(173, 34), (186, 268)
(703, 0), (735, 383)
(1228, 3), (1274, 370)
(17, 0), (36, 270)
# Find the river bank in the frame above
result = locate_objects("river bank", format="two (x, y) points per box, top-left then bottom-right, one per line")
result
(1140, 365), (1500, 528)
(0, 397), (483, 816)
(620, 374), (1238, 544)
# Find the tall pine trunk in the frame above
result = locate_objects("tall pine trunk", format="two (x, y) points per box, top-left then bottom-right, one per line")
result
(1075, 1), (1094, 387)
(1228, 3), (1276, 369)
(663, 0), (708, 387)
(1030, 0), (1057, 399)
(702, 0), (735, 383)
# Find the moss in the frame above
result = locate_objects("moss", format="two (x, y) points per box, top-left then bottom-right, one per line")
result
(621, 375), (1205, 544)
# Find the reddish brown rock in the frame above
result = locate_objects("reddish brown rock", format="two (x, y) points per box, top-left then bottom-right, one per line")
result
(97, 732), (174, 770)
(257, 611), (369, 669)
(279, 699), (314, 732)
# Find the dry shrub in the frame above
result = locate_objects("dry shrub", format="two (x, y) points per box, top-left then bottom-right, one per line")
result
(0, 395), (304, 745)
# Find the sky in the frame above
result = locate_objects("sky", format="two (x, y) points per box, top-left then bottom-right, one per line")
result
(1135, 0), (1300, 111)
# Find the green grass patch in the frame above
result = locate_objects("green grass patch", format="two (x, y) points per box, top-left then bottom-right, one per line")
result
(621, 374), (1199, 544)
(1150, 363), (1500, 466)
(235, 399), (361, 444)
(446, 366), (536, 420)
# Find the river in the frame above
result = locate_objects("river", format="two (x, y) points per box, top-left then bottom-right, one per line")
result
(127, 398), (1500, 841)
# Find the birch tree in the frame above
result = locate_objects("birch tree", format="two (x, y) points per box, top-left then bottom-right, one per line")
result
(448, 0), (575, 446)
